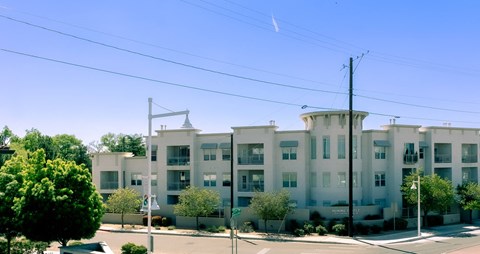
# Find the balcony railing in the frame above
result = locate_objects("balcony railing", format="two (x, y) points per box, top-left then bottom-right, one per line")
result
(435, 154), (452, 163)
(167, 181), (190, 191)
(167, 156), (190, 166)
(100, 182), (119, 190)
(403, 153), (418, 164)
(462, 155), (478, 163)
(238, 182), (264, 192)
(237, 155), (264, 165)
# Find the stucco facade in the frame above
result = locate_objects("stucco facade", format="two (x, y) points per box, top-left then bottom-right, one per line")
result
(91, 110), (480, 218)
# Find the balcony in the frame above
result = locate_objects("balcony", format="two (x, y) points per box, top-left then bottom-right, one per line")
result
(238, 182), (264, 192)
(462, 154), (478, 163)
(167, 156), (190, 166)
(435, 154), (452, 163)
(403, 153), (418, 164)
(238, 155), (264, 165)
(167, 181), (190, 191)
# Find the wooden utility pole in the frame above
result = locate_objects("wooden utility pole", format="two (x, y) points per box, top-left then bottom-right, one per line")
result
(348, 57), (354, 237)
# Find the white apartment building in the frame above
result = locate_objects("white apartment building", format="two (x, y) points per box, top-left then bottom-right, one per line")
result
(91, 110), (480, 219)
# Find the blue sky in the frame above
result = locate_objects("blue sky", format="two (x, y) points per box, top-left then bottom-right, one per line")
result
(1, 0), (480, 144)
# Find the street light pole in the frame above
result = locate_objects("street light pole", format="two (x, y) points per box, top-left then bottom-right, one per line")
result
(147, 98), (189, 253)
(410, 175), (421, 237)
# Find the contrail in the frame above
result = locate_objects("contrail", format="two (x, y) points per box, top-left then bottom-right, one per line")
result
(271, 14), (279, 32)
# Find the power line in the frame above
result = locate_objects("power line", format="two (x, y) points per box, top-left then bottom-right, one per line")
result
(0, 14), (347, 96)
(0, 48), (336, 111)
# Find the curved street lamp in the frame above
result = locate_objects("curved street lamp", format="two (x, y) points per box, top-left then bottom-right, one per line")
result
(410, 175), (421, 237)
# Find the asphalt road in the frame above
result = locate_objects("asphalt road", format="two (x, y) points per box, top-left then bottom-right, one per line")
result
(74, 230), (480, 254)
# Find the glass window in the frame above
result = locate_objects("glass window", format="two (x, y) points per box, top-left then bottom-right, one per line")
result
(131, 173), (142, 186)
(311, 137), (317, 160)
(203, 148), (216, 161)
(322, 172), (331, 188)
(203, 173), (217, 187)
(222, 173), (231, 186)
(338, 135), (346, 159)
(323, 136), (330, 159)
(222, 148), (231, 161)
(167, 146), (190, 165)
(100, 171), (118, 189)
(282, 147), (297, 160)
(375, 146), (386, 159)
(310, 172), (317, 188)
(337, 172), (346, 188)
(375, 172), (386, 187)
(282, 172), (297, 188)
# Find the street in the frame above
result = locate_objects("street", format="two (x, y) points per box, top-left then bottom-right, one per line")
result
(68, 229), (480, 254)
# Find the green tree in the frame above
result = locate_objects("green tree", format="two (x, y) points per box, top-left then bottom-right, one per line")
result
(174, 186), (220, 230)
(0, 156), (25, 254)
(22, 128), (56, 160)
(401, 171), (455, 227)
(106, 188), (142, 229)
(0, 126), (17, 168)
(52, 134), (91, 169)
(456, 182), (480, 223)
(249, 189), (295, 233)
(101, 133), (146, 156)
(13, 149), (105, 247)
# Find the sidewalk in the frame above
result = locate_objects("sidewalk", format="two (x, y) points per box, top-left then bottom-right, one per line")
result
(99, 220), (480, 246)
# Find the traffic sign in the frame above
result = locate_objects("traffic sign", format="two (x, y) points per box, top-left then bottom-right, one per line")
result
(232, 208), (241, 217)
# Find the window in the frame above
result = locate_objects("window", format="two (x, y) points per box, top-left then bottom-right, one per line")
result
(375, 146), (386, 159)
(222, 173), (231, 186)
(222, 148), (231, 161)
(310, 172), (317, 188)
(337, 172), (346, 188)
(338, 135), (346, 159)
(282, 147), (297, 160)
(203, 149), (216, 161)
(375, 172), (386, 187)
(404, 143), (417, 164)
(311, 137), (317, 160)
(323, 136), (330, 159)
(238, 143), (264, 165)
(462, 144), (478, 163)
(203, 173), (217, 187)
(149, 173), (157, 186)
(419, 147), (424, 159)
(322, 172), (331, 188)
(282, 172), (297, 188)
(131, 173), (142, 186)
(151, 146), (157, 161)
(100, 171), (118, 189)
(434, 143), (452, 163)
(167, 146), (190, 165)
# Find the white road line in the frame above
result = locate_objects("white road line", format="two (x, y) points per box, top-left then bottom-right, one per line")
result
(257, 248), (271, 254)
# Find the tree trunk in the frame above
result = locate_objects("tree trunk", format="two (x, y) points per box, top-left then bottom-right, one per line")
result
(470, 210), (473, 224)
(196, 216), (199, 230)
(121, 212), (125, 229)
(264, 219), (268, 233)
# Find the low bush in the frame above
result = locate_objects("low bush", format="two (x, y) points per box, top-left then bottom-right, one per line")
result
(167, 225), (176, 230)
(152, 216), (162, 226)
(293, 228), (305, 237)
(0, 238), (48, 254)
(364, 214), (382, 220)
(289, 219), (301, 232)
(239, 221), (254, 233)
(427, 215), (443, 227)
(162, 217), (171, 226)
(327, 219), (339, 232)
(218, 226), (226, 232)
(370, 225), (382, 234)
(332, 224), (347, 236)
(316, 225), (328, 235)
(121, 242), (147, 254)
(355, 222), (370, 235)
(303, 221), (315, 235)
(206, 226), (220, 233)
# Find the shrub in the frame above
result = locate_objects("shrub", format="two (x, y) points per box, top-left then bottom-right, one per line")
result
(289, 219), (301, 232)
(383, 218), (408, 231)
(332, 224), (347, 236)
(142, 216), (148, 226)
(218, 226), (226, 232)
(303, 221), (315, 235)
(316, 225), (328, 235)
(327, 219), (339, 232)
(310, 211), (325, 226)
(0, 238), (48, 254)
(206, 225), (220, 233)
(167, 225), (176, 230)
(69, 241), (84, 246)
(370, 225), (382, 234)
(121, 243), (147, 254)
(293, 228), (306, 237)
(162, 217), (171, 226)
(152, 216), (162, 226)
(239, 221), (254, 233)
(199, 223), (207, 230)
(355, 223), (370, 235)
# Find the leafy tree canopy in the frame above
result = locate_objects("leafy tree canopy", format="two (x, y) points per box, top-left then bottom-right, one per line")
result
(100, 133), (146, 156)
(106, 188), (142, 228)
(13, 149), (105, 246)
(401, 170), (455, 227)
(456, 182), (480, 223)
(249, 189), (295, 233)
(174, 186), (220, 229)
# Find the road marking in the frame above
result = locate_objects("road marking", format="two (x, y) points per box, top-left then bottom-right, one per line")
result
(257, 248), (271, 254)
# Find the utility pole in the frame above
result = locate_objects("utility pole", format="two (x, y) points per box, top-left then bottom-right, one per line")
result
(348, 57), (354, 237)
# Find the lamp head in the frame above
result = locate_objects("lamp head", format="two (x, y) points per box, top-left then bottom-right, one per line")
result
(410, 183), (417, 190)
